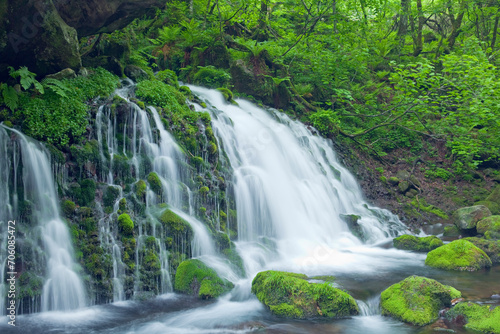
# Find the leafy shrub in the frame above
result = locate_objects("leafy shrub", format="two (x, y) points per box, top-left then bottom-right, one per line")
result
(193, 66), (231, 88)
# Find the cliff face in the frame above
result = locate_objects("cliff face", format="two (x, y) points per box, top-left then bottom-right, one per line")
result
(0, 0), (163, 79)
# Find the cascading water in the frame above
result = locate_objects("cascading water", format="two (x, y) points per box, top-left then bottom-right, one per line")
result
(188, 86), (408, 277)
(0, 125), (86, 312)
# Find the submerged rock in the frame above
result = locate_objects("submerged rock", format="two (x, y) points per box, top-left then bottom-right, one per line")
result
(453, 205), (491, 231)
(174, 259), (233, 299)
(251, 270), (359, 319)
(380, 275), (461, 326)
(393, 234), (443, 252)
(425, 239), (492, 271)
(446, 302), (500, 333)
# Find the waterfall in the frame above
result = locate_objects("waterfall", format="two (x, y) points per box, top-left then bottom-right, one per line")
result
(0, 125), (86, 312)
(188, 85), (408, 275)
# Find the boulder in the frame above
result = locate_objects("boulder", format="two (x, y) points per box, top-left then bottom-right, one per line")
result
(443, 225), (461, 237)
(476, 216), (500, 239)
(339, 214), (366, 241)
(251, 270), (358, 319)
(174, 259), (233, 299)
(393, 234), (443, 252)
(474, 200), (500, 215)
(425, 239), (492, 271)
(124, 65), (148, 82)
(485, 185), (500, 204)
(463, 237), (500, 264)
(381, 275), (461, 326)
(453, 205), (491, 231)
(446, 302), (500, 333)
(45, 68), (76, 80)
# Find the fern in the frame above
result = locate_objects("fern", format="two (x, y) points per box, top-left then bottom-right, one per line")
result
(42, 78), (71, 98)
(8, 66), (44, 93)
(0, 83), (19, 111)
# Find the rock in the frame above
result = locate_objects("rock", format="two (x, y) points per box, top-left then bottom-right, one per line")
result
(396, 170), (410, 180)
(474, 200), (500, 215)
(409, 174), (420, 187)
(486, 185), (500, 204)
(425, 239), (492, 271)
(45, 68), (76, 80)
(393, 234), (443, 252)
(476, 216), (500, 239)
(398, 180), (410, 193)
(446, 302), (500, 333)
(174, 259), (233, 299)
(463, 237), (500, 264)
(453, 205), (491, 231)
(443, 225), (461, 237)
(405, 188), (419, 198)
(82, 55), (124, 77)
(380, 275), (461, 326)
(251, 270), (359, 319)
(124, 65), (148, 82)
(339, 214), (366, 241)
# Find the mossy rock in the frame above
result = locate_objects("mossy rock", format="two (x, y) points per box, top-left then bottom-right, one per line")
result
(476, 215), (500, 239)
(474, 200), (500, 215)
(61, 200), (76, 216)
(118, 213), (134, 236)
(174, 259), (233, 299)
(388, 177), (399, 186)
(159, 209), (192, 235)
(446, 302), (500, 333)
(425, 239), (492, 271)
(147, 172), (162, 195)
(443, 225), (461, 237)
(463, 237), (500, 264)
(103, 185), (120, 208)
(135, 180), (146, 199)
(453, 205), (492, 231)
(339, 214), (366, 242)
(380, 275), (461, 326)
(393, 234), (443, 252)
(251, 270), (359, 319)
(485, 185), (500, 204)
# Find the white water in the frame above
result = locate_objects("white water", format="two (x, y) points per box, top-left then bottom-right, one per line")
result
(0, 125), (86, 312)
(188, 86), (408, 278)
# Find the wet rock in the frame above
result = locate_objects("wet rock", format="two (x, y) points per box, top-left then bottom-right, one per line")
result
(453, 205), (491, 231)
(476, 216), (500, 239)
(425, 239), (492, 271)
(251, 270), (358, 319)
(443, 225), (461, 237)
(380, 275), (461, 326)
(463, 237), (500, 264)
(339, 214), (366, 241)
(124, 65), (148, 82)
(45, 68), (76, 80)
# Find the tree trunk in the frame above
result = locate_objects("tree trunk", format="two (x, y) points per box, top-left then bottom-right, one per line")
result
(413, 0), (424, 56)
(397, 0), (411, 54)
(447, 0), (466, 49)
(491, 9), (500, 52)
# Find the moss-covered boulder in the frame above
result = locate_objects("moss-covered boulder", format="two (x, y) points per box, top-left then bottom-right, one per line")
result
(118, 213), (134, 236)
(446, 302), (500, 333)
(463, 237), (500, 264)
(340, 214), (366, 241)
(476, 216), (500, 239)
(393, 234), (443, 252)
(147, 172), (163, 195)
(474, 200), (500, 215)
(174, 259), (233, 299)
(251, 270), (359, 319)
(425, 239), (492, 271)
(380, 275), (461, 326)
(453, 205), (491, 231)
(160, 210), (192, 235)
(443, 225), (461, 237)
(486, 185), (500, 204)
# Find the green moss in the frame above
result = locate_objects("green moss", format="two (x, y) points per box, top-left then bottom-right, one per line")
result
(199, 186), (209, 195)
(135, 180), (147, 199)
(380, 275), (461, 326)
(443, 225), (461, 237)
(156, 69), (179, 88)
(251, 270), (358, 319)
(193, 66), (231, 88)
(147, 172), (162, 195)
(174, 259), (234, 299)
(476, 215), (500, 238)
(18, 272), (43, 299)
(453, 205), (492, 230)
(119, 198), (127, 212)
(463, 237), (500, 264)
(474, 200), (500, 215)
(61, 200), (76, 216)
(216, 87), (234, 102)
(393, 234), (443, 252)
(410, 197), (448, 219)
(447, 302), (500, 333)
(208, 141), (217, 155)
(425, 239), (492, 271)
(160, 209), (192, 234)
(118, 213), (134, 236)
(388, 176), (399, 185)
(136, 80), (189, 114)
(103, 185), (120, 208)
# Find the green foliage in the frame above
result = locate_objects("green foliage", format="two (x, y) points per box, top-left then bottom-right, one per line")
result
(147, 172), (162, 195)
(61, 200), (76, 216)
(174, 259), (233, 299)
(156, 69), (179, 88)
(135, 180), (147, 199)
(160, 209), (192, 234)
(193, 66), (231, 88)
(425, 239), (492, 271)
(9, 66), (43, 92)
(251, 270), (359, 319)
(380, 275), (461, 326)
(136, 80), (188, 114)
